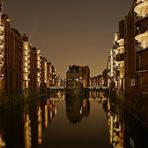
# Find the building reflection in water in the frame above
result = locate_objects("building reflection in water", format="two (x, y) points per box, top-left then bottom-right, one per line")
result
(49, 90), (65, 101)
(0, 130), (6, 148)
(0, 91), (147, 148)
(23, 97), (58, 147)
(24, 113), (31, 148)
(44, 105), (48, 128)
(103, 95), (148, 148)
(89, 91), (107, 105)
(37, 106), (42, 144)
(89, 90), (99, 99)
(49, 100), (57, 119)
(106, 99), (124, 148)
(65, 93), (90, 124)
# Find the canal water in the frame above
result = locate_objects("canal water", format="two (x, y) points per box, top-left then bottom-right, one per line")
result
(0, 91), (147, 148)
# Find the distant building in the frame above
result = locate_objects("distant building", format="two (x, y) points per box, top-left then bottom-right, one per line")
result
(80, 66), (90, 88)
(90, 76), (99, 87)
(66, 65), (82, 88)
(90, 75), (104, 87)
(60, 78), (66, 87)
(66, 65), (90, 88)
(50, 65), (57, 87)
(47, 62), (51, 88)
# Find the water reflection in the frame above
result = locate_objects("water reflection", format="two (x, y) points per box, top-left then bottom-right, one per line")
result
(89, 91), (108, 105)
(65, 93), (90, 124)
(0, 91), (147, 148)
(106, 99), (124, 148)
(22, 99), (58, 148)
(37, 106), (42, 144)
(24, 113), (31, 148)
(105, 97), (148, 148)
(44, 105), (48, 128)
(0, 130), (5, 148)
(49, 90), (65, 101)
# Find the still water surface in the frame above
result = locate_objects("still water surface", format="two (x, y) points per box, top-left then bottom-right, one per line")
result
(0, 91), (147, 148)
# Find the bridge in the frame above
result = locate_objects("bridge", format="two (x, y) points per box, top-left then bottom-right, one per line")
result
(49, 86), (108, 90)
(49, 86), (65, 90)
(49, 97), (64, 101)
(88, 86), (108, 90)
(89, 97), (107, 103)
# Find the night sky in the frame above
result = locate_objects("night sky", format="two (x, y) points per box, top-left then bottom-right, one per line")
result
(4, 0), (133, 78)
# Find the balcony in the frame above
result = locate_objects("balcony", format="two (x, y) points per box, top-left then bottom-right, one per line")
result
(0, 25), (4, 32)
(0, 63), (4, 67)
(117, 38), (124, 47)
(23, 69), (29, 73)
(134, 0), (148, 18)
(36, 49), (40, 54)
(0, 53), (4, 58)
(23, 50), (29, 55)
(23, 72), (29, 77)
(0, 35), (4, 41)
(0, 32), (4, 37)
(0, 48), (4, 53)
(23, 56), (28, 61)
(23, 62), (29, 67)
(0, 42), (4, 47)
(135, 43), (146, 52)
(119, 61), (125, 69)
(0, 74), (4, 80)
(135, 31), (148, 49)
(117, 46), (124, 54)
(136, 0), (143, 4)
(37, 61), (40, 66)
(27, 54), (30, 58)
(24, 64), (30, 69)
(23, 42), (29, 50)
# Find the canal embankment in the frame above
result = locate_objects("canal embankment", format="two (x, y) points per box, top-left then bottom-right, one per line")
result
(0, 93), (47, 111)
(114, 90), (148, 129)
